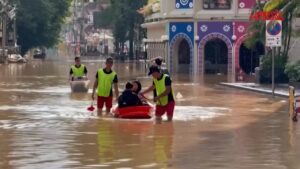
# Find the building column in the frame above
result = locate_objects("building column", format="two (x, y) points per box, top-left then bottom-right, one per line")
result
(165, 41), (170, 71)
(193, 21), (198, 75)
(149, 43), (152, 59)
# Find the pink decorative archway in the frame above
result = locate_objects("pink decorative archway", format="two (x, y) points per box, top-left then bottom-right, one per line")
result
(198, 33), (233, 74)
(234, 34), (250, 73)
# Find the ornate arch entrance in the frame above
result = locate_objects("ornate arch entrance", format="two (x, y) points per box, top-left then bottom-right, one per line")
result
(169, 33), (194, 74)
(198, 33), (233, 74)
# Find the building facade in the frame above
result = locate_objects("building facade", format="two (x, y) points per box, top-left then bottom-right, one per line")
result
(142, 0), (264, 80)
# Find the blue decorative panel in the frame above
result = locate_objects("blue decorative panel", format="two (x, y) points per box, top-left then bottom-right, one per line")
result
(169, 22), (194, 43)
(169, 22), (194, 74)
(175, 0), (193, 9)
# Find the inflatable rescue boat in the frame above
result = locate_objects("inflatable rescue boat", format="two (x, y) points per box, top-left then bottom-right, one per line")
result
(113, 105), (154, 119)
(70, 80), (90, 93)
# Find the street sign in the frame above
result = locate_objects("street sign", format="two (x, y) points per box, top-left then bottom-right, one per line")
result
(266, 20), (282, 47)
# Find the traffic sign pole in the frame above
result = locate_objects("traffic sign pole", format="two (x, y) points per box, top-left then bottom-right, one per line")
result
(266, 20), (282, 98)
(272, 47), (275, 98)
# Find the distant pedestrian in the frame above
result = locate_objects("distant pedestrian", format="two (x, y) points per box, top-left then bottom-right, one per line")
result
(149, 56), (169, 75)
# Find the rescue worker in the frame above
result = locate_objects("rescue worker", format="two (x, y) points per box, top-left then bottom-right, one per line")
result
(92, 57), (119, 116)
(69, 57), (88, 81)
(140, 65), (175, 122)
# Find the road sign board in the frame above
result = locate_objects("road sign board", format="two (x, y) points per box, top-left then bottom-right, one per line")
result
(266, 20), (282, 47)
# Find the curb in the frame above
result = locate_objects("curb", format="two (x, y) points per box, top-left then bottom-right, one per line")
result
(219, 83), (290, 98)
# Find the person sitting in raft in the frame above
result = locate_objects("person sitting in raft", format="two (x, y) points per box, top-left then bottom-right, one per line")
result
(132, 80), (147, 104)
(118, 82), (142, 108)
(69, 56), (88, 81)
(131, 80), (142, 95)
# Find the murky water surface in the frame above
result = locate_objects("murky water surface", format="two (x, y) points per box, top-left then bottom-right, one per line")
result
(0, 57), (299, 169)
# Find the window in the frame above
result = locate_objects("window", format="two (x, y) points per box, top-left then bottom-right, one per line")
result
(203, 0), (231, 10)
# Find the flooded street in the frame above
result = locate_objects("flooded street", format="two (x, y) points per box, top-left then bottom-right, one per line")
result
(0, 57), (299, 169)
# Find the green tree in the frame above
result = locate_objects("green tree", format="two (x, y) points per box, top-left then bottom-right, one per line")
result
(15, 0), (72, 55)
(96, 0), (147, 58)
(246, 0), (300, 56)
(123, 0), (147, 59)
(246, 0), (300, 83)
(93, 7), (114, 29)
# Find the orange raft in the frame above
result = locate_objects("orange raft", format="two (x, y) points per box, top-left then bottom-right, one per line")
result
(113, 105), (154, 119)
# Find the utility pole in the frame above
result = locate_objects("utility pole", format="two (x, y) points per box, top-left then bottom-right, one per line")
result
(0, 0), (16, 62)
(13, 15), (16, 47)
(272, 47), (275, 97)
(2, 10), (6, 62)
(1, 0), (8, 63)
(73, 0), (82, 57)
(73, 0), (77, 57)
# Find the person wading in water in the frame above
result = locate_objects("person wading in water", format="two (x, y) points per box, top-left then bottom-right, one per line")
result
(92, 57), (119, 116)
(69, 57), (88, 81)
(140, 65), (175, 122)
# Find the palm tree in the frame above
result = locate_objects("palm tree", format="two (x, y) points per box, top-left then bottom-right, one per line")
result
(244, 0), (300, 83)
(246, 0), (300, 58)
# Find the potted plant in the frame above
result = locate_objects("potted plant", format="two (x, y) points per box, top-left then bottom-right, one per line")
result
(259, 54), (289, 84)
(285, 61), (300, 88)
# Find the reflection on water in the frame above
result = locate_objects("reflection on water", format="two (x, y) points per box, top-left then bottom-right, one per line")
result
(97, 120), (115, 163)
(152, 123), (174, 168)
(0, 59), (299, 169)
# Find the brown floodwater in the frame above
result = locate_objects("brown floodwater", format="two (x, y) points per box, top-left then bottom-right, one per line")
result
(0, 56), (299, 169)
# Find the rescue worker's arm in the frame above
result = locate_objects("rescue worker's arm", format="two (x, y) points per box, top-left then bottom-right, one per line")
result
(69, 68), (73, 81)
(113, 74), (119, 101)
(148, 57), (156, 63)
(92, 72), (98, 100)
(149, 56), (163, 62)
(84, 66), (88, 79)
(140, 85), (155, 95)
(114, 83), (119, 101)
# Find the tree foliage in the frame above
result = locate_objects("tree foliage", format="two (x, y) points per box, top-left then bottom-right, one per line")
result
(246, 0), (300, 57)
(95, 0), (147, 58)
(15, 0), (72, 55)
(246, 0), (300, 83)
(93, 7), (114, 29)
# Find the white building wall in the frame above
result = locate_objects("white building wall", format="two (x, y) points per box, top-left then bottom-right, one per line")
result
(148, 27), (166, 39)
(289, 18), (300, 63)
(289, 38), (300, 63)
